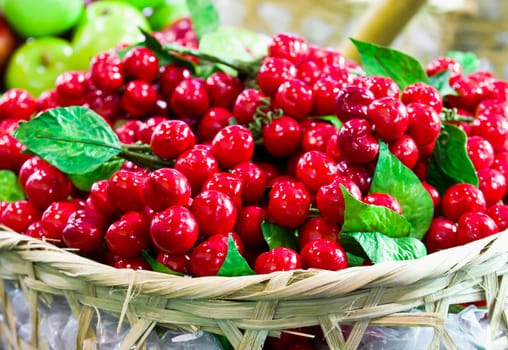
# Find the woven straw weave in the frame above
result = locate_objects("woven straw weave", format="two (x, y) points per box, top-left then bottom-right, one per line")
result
(0, 226), (507, 349)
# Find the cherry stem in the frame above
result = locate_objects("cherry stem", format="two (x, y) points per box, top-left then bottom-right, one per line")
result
(122, 143), (153, 152)
(119, 147), (173, 170)
(162, 43), (260, 78)
(440, 107), (474, 123)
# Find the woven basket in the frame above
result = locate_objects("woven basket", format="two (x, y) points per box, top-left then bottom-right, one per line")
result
(0, 226), (507, 349)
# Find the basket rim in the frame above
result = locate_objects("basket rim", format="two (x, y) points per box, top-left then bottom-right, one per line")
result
(0, 225), (506, 301)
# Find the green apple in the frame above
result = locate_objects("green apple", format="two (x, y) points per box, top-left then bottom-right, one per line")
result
(149, 0), (189, 31)
(117, 0), (165, 10)
(5, 37), (73, 97)
(0, 0), (84, 38)
(70, 1), (151, 71)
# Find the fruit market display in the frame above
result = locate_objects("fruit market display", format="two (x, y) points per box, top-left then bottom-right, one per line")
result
(1, 0), (508, 348)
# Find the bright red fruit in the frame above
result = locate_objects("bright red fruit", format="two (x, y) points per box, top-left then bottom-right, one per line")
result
(300, 239), (348, 271)
(268, 180), (310, 228)
(191, 190), (237, 236)
(105, 211), (150, 258)
(211, 125), (254, 169)
(424, 217), (458, 253)
(150, 120), (196, 159)
(149, 205), (199, 254)
(441, 183), (487, 221)
(298, 217), (340, 249)
(254, 247), (302, 274)
(144, 168), (192, 212)
(189, 233), (243, 277)
(363, 192), (403, 214)
(61, 208), (106, 254)
(316, 175), (362, 224)
(457, 211), (499, 245)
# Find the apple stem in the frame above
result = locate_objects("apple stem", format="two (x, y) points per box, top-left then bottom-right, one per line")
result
(40, 53), (51, 67)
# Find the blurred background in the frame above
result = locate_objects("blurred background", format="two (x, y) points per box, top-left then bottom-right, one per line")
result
(212, 0), (508, 78)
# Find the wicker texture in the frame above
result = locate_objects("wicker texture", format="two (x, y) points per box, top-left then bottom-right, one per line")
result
(0, 226), (507, 349)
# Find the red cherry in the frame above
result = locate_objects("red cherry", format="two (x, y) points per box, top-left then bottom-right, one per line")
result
(268, 32), (310, 65)
(300, 239), (348, 271)
(457, 211), (499, 245)
(174, 145), (219, 195)
(254, 247), (302, 274)
(441, 183), (487, 221)
(144, 168), (192, 212)
(170, 78), (210, 118)
(105, 211), (150, 258)
(156, 251), (190, 275)
(273, 79), (314, 119)
(122, 46), (159, 82)
(198, 107), (233, 142)
(268, 180), (310, 228)
(150, 205), (199, 254)
(298, 216), (340, 249)
(234, 205), (265, 247)
(363, 192), (403, 214)
(211, 125), (254, 169)
(0, 88), (37, 121)
(316, 175), (362, 224)
(262, 115), (302, 158)
(401, 82), (443, 114)
(367, 97), (409, 142)
(191, 190), (237, 236)
(0, 200), (42, 233)
(205, 72), (244, 108)
(150, 120), (196, 159)
(486, 203), (508, 231)
(61, 208), (106, 254)
(231, 162), (267, 204)
(424, 217), (458, 253)
(295, 150), (336, 193)
(337, 118), (379, 165)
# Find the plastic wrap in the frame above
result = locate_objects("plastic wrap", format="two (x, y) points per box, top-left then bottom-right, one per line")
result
(2, 281), (506, 349)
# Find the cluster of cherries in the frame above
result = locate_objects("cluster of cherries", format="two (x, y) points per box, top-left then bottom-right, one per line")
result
(0, 27), (507, 289)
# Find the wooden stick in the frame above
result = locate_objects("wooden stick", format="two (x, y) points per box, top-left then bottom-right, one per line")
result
(339, 0), (428, 62)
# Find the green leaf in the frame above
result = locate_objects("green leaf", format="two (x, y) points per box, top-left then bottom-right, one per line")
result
(217, 234), (255, 276)
(261, 220), (299, 250)
(428, 70), (458, 97)
(0, 170), (24, 202)
(340, 231), (427, 263)
(350, 38), (428, 91)
(13, 106), (122, 175)
(427, 123), (479, 193)
(199, 31), (255, 76)
(69, 158), (125, 191)
(141, 251), (184, 276)
(139, 29), (196, 73)
(341, 186), (412, 238)
(426, 157), (456, 195)
(214, 26), (271, 59)
(309, 115), (343, 129)
(445, 51), (480, 76)
(186, 0), (219, 39)
(346, 252), (365, 267)
(370, 142), (434, 239)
